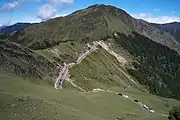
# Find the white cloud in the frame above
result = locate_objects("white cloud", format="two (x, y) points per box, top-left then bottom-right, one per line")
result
(139, 13), (146, 17)
(0, 1), (19, 11)
(146, 16), (180, 23)
(16, 17), (41, 24)
(48, 0), (74, 11)
(37, 4), (56, 21)
(34, 0), (74, 4)
(0, 0), (74, 11)
(36, 0), (73, 21)
(132, 13), (180, 24)
(0, 0), (73, 24)
(48, 0), (74, 4)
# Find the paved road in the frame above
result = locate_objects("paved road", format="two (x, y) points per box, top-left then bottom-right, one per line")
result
(55, 43), (98, 89)
(54, 63), (68, 89)
(54, 42), (168, 118)
(84, 88), (168, 117)
(119, 93), (168, 117)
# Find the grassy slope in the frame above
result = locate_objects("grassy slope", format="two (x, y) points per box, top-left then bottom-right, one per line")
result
(104, 14), (132, 36)
(8, 6), (108, 49)
(0, 41), (56, 80)
(29, 39), (180, 119)
(36, 41), (146, 91)
(70, 47), (141, 91)
(35, 41), (84, 63)
(1, 73), (179, 120)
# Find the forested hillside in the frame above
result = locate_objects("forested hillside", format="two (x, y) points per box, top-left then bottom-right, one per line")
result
(114, 32), (180, 99)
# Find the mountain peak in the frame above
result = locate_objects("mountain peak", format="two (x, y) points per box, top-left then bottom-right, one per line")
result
(70, 4), (130, 19)
(7, 4), (180, 54)
(87, 4), (116, 9)
(86, 4), (129, 15)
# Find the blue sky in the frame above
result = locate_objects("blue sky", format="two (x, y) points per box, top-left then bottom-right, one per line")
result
(0, 0), (179, 25)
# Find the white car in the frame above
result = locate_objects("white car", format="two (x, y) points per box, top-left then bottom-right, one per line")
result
(149, 110), (155, 113)
(123, 95), (129, 99)
(143, 105), (149, 109)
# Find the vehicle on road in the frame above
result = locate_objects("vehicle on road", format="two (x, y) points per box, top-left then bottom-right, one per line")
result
(134, 100), (139, 102)
(118, 93), (122, 96)
(123, 95), (129, 99)
(143, 105), (149, 110)
(150, 110), (155, 113)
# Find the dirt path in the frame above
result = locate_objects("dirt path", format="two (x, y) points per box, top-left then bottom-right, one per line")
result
(66, 78), (86, 92)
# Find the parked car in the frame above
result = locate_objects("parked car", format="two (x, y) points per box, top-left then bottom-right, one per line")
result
(118, 93), (122, 96)
(134, 100), (139, 103)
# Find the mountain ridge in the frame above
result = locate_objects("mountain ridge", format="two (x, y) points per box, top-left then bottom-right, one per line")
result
(7, 4), (180, 54)
(0, 22), (31, 34)
(151, 22), (180, 42)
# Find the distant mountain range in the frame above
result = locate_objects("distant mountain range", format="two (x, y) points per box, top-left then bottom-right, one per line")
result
(151, 22), (180, 42)
(0, 25), (6, 29)
(0, 23), (31, 34)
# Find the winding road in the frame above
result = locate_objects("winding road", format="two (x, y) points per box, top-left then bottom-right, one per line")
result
(54, 42), (168, 118)
(85, 88), (168, 117)
(54, 43), (98, 89)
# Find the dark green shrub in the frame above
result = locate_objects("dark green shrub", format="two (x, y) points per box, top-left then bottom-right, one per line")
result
(169, 106), (180, 120)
